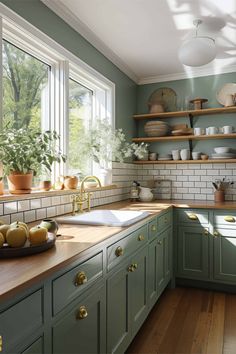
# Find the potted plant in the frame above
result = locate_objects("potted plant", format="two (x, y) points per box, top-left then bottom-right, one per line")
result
(77, 119), (149, 185)
(0, 128), (66, 194)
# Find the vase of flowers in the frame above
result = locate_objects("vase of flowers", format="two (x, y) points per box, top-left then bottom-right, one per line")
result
(77, 119), (149, 185)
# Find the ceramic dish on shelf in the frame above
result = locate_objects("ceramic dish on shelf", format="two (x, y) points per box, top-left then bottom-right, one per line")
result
(214, 147), (231, 153)
(216, 83), (236, 106)
(171, 128), (193, 136)
(158, 157), (173, 161)
(211, 152), (236, 159)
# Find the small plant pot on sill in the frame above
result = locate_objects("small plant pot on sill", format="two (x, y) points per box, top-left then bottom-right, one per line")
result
(39, 180), (52, 191)
(214, 190), (225, 203)
(7, 171), (33, 194)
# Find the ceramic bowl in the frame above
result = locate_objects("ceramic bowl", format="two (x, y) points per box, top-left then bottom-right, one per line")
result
(214, 147), (230, 153)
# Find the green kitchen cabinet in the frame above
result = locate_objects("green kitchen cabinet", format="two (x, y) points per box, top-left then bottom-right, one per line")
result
(21, 338), (43, 354)
(177, 225), (209, 280)
(107, 246), (148, 354)
(157, 227), (172, 294)
(213, 227), (236, 284)
(52, 282), (106, 354)
(148, 239), (158, 308)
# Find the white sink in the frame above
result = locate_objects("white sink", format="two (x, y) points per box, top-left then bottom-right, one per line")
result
(56, 210), (150, 227)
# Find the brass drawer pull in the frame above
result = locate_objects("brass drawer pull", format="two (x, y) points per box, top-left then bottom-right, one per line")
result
(74, 271), (88, 286)
(157, 240), (162, 245)
(203, 229), (209, 236)
(128, 263), (138, 272)
(213, 230), (220, 237)
(138, 234), (145, 241)
(0, 336), (2, 352)
(76, 306), (88, 320)
(151, 225), (156, 232)
(224, 216), (235, 223)
(187, 213), (198, 220)
(115, 246), (124, 257)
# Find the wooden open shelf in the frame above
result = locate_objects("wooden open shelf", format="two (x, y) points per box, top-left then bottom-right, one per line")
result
(134, 159), (236, 164)
(132, 133), (236, 143)
(133, 106), (236, 120)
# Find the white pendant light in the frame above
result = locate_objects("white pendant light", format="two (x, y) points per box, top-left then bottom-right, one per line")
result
(178, 19), (216, 67)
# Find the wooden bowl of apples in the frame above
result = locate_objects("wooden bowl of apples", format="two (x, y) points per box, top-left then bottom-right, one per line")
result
(0, 220), (56, 258)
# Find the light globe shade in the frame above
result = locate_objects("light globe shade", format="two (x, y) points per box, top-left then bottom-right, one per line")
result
(178, 37), (216, 67)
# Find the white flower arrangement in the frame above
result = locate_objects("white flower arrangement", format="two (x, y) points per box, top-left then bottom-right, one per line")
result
(78, 119), (149, 168)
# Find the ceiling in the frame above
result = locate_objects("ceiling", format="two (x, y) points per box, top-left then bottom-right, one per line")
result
(42, 0), (236, 84)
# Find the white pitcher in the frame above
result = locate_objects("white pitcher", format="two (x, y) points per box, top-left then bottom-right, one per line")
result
(139, 187), (153, 202)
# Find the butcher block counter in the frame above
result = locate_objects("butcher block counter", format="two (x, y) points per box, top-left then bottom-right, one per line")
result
(0, 199), (236, 301)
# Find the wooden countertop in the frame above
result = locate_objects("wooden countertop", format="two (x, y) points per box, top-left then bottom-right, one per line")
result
(0, 199), (236, 302)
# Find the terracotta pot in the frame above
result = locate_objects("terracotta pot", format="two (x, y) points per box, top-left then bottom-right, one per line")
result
(64, 176), (78, 190)
(7, 171), (33, 194)
(214, 190), (225, 203)
(0, 180), (4, 195)
(39, 180), (52, 191)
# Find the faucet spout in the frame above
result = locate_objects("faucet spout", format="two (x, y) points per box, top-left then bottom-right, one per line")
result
(80, 176), (102, 193)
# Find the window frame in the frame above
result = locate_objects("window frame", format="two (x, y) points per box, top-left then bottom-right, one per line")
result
(0, 3), (115, 182)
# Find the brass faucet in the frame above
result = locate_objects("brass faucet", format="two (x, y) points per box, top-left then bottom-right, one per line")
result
(72, 176), (102, 215)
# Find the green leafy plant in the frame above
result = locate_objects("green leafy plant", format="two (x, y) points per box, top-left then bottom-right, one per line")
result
(77, 119), (149, 168)
(0, 128), (66, 176)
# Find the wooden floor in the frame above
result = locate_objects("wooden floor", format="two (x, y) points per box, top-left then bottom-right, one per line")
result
(126, 287), (236, 354)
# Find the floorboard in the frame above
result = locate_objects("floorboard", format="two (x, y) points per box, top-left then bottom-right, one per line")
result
(126, 287), (236, 354)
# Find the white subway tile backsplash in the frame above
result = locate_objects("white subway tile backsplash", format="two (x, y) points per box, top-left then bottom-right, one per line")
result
(30, 198), (41, 209)
(47, 206), (57, 218)
(0, 204), (3, 216)
(18, 200), (30, 212)
(52, 196), (61, 206)
(36, 208), (47, 220)
(4, 202), (17, 214)
(0, 215), (10, 224)
(41, 197), (51, 208)
(11, 212), (24, 223)
(24, 210), (36, 223)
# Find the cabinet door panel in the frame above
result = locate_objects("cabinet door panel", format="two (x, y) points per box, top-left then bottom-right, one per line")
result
(148, 240), (158, 308)
(157, 232), (165, 293)
(107, 266), (131, 354)
(52, 285), (105, 354)
(177, 226), (209, 280)
(213, 228), (236, 283)
(130, 247), (148, 335)
(21, 337), (43, 354)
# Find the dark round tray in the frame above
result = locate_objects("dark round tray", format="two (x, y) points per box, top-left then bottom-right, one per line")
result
(0, 233), (56, 258)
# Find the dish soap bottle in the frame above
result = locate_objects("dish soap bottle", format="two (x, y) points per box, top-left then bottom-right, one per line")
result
(130, 181), (140, 202)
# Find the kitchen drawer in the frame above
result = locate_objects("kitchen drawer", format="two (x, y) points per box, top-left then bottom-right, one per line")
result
(159, 211), (172, 231)
(177, 209), (209, 225)
(53, 252), (103, 315)
(213, 212), (236, 227)
(107, 225), (148, 271)
(0, 290), (42, 353)
(148, 218), (158, 241)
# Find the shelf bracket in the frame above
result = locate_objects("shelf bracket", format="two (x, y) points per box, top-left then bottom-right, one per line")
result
(188, 113), (194, 152)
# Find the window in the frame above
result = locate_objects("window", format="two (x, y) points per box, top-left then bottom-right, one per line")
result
(0, 6), (114, 185)
(68, 78), (93, 176)
(2, 40), (50, 131)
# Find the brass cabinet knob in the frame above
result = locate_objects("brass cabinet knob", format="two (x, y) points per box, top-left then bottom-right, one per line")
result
(164, 217), (168, 223)
(187, 213), (198, 220)
(224, 216), (235, 223)
(151, 225), (157, 232)
(128, 263), (138, 272)
(213, 230), (220, 237)
(138, 234), (145, 241)
(115, 246), (124, 257)
(157, 240), (162, 245)
(203, 229), (209, 236)
(76, 306), (88, 320)
(0, 335), (2, 352)
(74, 271), (88, 286)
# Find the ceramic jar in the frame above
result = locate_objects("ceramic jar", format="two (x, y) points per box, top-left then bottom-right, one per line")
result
(180, 149), (190, 161)
(64, 176), (78, 190)
(172, 149), (180, 161)
(139, 187), (153, 202)
(39, 219), (59, 234)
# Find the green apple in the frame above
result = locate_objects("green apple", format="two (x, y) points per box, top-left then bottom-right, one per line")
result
(6, 226), (27, 248)
(29, 226), (48, 245)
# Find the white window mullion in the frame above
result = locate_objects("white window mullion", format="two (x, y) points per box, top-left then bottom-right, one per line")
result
(0, 16), (2, 130)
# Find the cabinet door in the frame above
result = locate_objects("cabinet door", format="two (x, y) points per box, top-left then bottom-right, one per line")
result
(107, 266), (131, 354)
(52, 284), (105, 354)
(157, 228), (171, 295)
(130, 246), (149, 336)
(148, 240), (158, 308)
(177, 226), (209, 280)
(21, 337), (43, 354)
(213, 228), (236, 284)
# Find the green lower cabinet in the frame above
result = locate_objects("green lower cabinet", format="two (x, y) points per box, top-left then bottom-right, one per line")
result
(157, 228), (171, 294)
(213, 227), (236, 284)
(107, 246), (148, 354)
(52, 283), (106, 354)
(148, 240), (158, 308)
(177, 225), (209, 280)
(21, 338), (43, 354)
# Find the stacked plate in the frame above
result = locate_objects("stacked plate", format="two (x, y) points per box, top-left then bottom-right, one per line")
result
(211, 147), (236, 159)
(144, 121), (170, 137)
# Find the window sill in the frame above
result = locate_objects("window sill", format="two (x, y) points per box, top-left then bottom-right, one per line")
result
(0, 184), (118, 202)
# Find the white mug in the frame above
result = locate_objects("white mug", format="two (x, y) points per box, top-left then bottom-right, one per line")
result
(180, 149), (190, 161)
(172, 149), (180, 161)
(194, 127), (205, 136)
(149, 152), (157, 161)
(222, 126), (233, 134)
(192, 151), (201, 160)
(207, 126), (218, 135)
